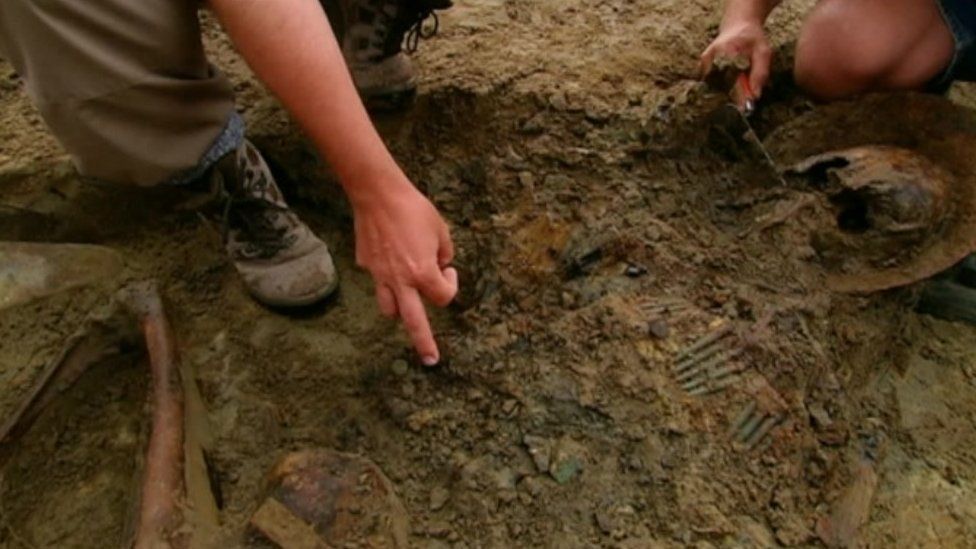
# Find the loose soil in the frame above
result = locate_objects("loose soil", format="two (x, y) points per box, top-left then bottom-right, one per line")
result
(3, 1), (976, 547)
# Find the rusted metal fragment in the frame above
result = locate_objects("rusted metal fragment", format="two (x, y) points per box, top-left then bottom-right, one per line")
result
(250, 498), (333, 549)
(766, 93), (976, 293)
(262, 450), (409, 549)
(789, 146), (976, 292)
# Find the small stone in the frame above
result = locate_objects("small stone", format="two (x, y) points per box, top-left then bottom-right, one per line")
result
(429, 487), (450, 511)
(808, 402), (832, 428)
(406, 409), (436, 432)
(427, 520), (452, 538)
(522, 435), (552, 473)
(649, 319), (670, 340)
(548, 437), (585, 485)
(595, 509), (614, 534)
(625, 264), (647, 278)
(519, 476), (543, 498)
(775, 515), (811, 546)
(520, 113), (546, 134)
(502, 399), (518, 415)
(391, 359), (410, 377)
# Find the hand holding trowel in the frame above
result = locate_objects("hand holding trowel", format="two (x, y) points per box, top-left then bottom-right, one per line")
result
(703, 54), (788, 186)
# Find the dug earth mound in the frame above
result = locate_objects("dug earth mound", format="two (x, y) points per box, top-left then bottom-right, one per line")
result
(3, 1), (976, 547)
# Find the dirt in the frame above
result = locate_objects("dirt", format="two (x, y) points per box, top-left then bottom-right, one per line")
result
(3, 0), (976, 547)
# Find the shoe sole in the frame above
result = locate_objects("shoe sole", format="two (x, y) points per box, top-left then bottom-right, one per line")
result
(249, 276), (340, 309)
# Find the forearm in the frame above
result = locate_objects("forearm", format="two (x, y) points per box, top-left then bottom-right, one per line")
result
(721, 0), (782, 29)
(208, 0), (411, 207)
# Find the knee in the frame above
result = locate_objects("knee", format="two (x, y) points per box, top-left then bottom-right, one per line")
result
(794, 3), (889, 101)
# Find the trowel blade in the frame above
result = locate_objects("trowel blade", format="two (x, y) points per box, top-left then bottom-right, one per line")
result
(0, 242), (124, 310)
(707, 103), (788, 186)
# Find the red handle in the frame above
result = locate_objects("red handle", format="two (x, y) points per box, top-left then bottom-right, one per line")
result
(736, 73), (755, 100)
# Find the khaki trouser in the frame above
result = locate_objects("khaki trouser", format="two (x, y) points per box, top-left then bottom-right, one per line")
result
(0, 0), (239, 186)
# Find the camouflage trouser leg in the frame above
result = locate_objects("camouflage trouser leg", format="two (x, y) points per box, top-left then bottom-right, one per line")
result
(0, 0), (242, 186)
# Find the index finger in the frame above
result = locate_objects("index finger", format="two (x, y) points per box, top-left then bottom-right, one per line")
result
(699, 45), (717, 79)
(394, 285), (440, 366)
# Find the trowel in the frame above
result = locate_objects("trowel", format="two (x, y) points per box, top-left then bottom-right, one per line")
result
(0, 241), (124, 310)
(706, 65), (788, 186)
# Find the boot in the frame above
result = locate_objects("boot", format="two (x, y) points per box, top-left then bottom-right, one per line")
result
(212, 140), (338, 307)
(321, 0), (453, 109)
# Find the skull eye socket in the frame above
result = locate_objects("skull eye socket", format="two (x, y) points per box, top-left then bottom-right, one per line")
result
(832, 189), (871, 234)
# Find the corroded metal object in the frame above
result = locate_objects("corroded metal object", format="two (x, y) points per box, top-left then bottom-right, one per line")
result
(789, 145), (968, 292)
(253, 450), (409, 549)
(672, 323), (747, 397)
(766, 92), (976, 293)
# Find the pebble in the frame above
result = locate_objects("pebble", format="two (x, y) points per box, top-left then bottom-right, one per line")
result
(427, 521), (453, 538)
(649, 319), (670, 340)
(625, 263), (648, 278)
(522, 435), (552, 473)
(501, 399), (518, 415)
(391, 359), (410, 377)
(549, 437), (585, 485)
(429, 487), (450, 511)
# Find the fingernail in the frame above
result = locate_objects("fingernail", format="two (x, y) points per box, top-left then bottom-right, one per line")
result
(422, 355), (439, 366)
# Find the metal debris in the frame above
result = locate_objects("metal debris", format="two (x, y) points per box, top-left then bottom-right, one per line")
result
(637, 296), (692, 317)
(728, 402), (784, 451)
(672, 323), (747, 396)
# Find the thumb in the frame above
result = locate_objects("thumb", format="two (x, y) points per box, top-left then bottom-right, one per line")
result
(420, 266), (458, 308)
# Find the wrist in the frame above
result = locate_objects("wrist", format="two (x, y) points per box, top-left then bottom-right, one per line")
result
(721, 0), (770, 31)
(343, 167), (417, 211)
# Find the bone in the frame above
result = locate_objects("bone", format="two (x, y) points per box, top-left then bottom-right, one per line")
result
(121, 281), (219, 549)
(816, 460), (879, 547)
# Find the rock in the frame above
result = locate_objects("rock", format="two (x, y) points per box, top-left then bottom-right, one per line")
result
(736, 517), (776, 548)
(427, 520), (453, 538)
(775, 514), (812, 547)
(522, 435), (552, 473)
(649, 319), (670, 340)
(808, 402), (832, 428)
(548, 436), (585, 485)
(501, 399), (518, 416)
(405, 409), (436, 432)
(625, 264), (648, 278)
(520, 113), (546, 135)
(391, 359), (410, 377)
(429, 487), (450, 511)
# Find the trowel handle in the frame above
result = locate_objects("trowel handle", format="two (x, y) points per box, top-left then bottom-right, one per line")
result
(734, 73), (757, 115)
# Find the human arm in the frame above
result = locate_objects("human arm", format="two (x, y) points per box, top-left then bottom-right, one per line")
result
(208, 0), (458, 365)
(700, 0), (784, 97)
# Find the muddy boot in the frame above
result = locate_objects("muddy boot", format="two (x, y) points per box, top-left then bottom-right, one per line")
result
(212, 141), (338, 308)
(322, 0), (453, 109)
(916, 254), (976, 325)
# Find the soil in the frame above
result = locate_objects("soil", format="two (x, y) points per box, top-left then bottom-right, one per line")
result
(3, 1), (976, 547)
